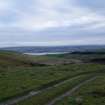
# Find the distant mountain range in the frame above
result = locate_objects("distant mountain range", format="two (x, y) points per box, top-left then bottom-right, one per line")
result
(0, 45), (105, 53)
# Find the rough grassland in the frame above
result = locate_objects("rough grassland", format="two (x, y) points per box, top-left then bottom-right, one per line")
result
(0, 51), (105, 105)
(1, 64), (105, 102)
(55, 75), (105, 105)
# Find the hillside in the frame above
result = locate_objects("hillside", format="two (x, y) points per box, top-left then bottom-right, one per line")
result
(0, 51), (48, 67)
(0, 51), (105, 105)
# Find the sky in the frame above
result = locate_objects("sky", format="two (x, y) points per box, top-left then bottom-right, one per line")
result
(0, 0), (105, 47)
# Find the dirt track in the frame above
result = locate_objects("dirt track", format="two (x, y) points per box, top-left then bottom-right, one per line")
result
(0, 74), (98, 105)
(0, 75), (85, 105)
(46, 76), (97, 105)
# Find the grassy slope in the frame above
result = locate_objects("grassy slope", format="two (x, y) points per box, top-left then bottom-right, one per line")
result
(0, 51), (50, 67)
(0, 51), (105, 104)
(0, 51), (34, 67)
(17, 74), (95, 105)
(74, 75), (105, 105)
(1, 63), (105, 102)
(55, 75), (105, 105)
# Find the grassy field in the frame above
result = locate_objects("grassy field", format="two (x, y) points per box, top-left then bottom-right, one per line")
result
(1, 64), (104, 102)
(0, 51), (105, 105)
(55, 75), (105, 105)
(17, 74), (96, 105)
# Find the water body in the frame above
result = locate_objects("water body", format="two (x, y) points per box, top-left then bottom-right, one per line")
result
(24, 52), (68, 55)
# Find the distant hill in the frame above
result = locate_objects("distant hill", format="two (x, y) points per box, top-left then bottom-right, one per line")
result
(0, 45), (105, 53)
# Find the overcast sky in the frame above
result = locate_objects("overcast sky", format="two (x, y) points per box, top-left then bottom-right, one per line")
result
(0, 0), (105, 47)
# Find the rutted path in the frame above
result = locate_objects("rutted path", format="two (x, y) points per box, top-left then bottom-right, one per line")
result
(46, 76), (98, 105)
(0, 74), (84, 105)
(0, 72), (101, 105)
